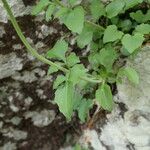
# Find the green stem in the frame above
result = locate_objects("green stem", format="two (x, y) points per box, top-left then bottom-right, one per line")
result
(2, 0), (102, 84)
(85, 20), (104, 31)
(54, 0), (65, 7)
(2, 0), (68, 73)
(81, 76), (102, 83)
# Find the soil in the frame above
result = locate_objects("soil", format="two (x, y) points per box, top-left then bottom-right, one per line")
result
(0, 11), (83, 150)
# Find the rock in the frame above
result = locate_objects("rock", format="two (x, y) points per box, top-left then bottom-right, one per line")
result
(0, 142), (17, 150)
(2, 127), (27, 140)
(24, 109), (56, 127)
(12, 71), (37, 83)
(12, 44), (22, 50)
(117, 46), (150, 112)
(0, 121), (3, 129)
(0, 53), (23, 79)
(79, 46), (150, 150)
(0, 25), (5, 38)
(24, 97), (33, 106)
(40, 25), (58, 38)
(80, 129), (106, 150)
(100, 46), (150, 150)
(10, 117), (22, 125)
(0, 0), (31, 23)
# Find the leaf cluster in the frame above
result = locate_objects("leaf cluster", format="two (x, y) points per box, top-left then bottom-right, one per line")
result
(31, 0), (150, 122)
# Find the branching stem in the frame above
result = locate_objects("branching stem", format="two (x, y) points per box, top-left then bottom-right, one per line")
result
(1, 0), (102, 84)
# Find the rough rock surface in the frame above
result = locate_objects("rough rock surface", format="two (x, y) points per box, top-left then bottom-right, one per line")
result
(0, 0), (31, 23)
(0, 52), (23, 79)
(79, 46), (150, 150)
(0, 0), (79, 150)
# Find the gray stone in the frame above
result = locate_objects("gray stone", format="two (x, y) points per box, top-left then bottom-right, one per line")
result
(10, 117), (22, 125)
(0, 26), (5, 38)
(24, 109), (56, 127)
(0, 0), (31, 23)
(0, 142), (17, 150)
(2, 127), (27, 140)
(79, 46), (150, 150)
(0, 53), (23, 79)
(0, 121), (3, 129)
(117, 46), (150, 112)
(80, 129), (106, 150)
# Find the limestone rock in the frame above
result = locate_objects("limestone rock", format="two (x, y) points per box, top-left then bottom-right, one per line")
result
(24, 109), (56, 127)
(0, 53), (23, 79)
(0, 0), (31, 23)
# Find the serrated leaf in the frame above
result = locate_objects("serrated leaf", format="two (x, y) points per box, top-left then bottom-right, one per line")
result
(32, 0), (50, 15)
(103, 25), (124, 43)
(54, 81), (75, 120)
(77, 24), (93, 48)
(124, 0), (143, 10)
(135, 23), (150, 34)
(130, 10), (150, 23)
(77, 99), (93, 122)
(63, 6), (85, 34)
(45, 4), (55, 21)
(121, 33), (144, 54)
(118, 67), (139, 84)
(53, 75), (66, 89)
(96, 84), (113, 111)
(106, 0), (125, 18)
(47, 40), (68, 62)
(70, 64), (87, 85)
(67, 52), (80, 67)
(99, 46), (118, 71)
(90, 0), (105, 20)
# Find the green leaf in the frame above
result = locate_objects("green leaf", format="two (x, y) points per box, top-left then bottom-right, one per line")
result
(118, 19), (132, 32)
(130, 10), (150, 23)
(54, 7), (69, 19)
(88, 53), (100, 70)
(67, 53), (80, 67)
(74, 144), (81, 150)
(118, 67), (139, 84)
(53, 75), (66, 89)
(99, 46), (118, 71)
(32, 0), (50, 15)
(47, 40), (68, 62)
(54, 81), (75, 120)
(124, 0), (143, 10)
(70, 64), (87, 85)
(63, 6), (85, 34)
(68, 0), (77, 5)
(96, 84), (113, 111)
(47, 65), (58, 75)
(103, 25), (124, 43)
(121, 33), (144, 54)
(77, 24), (93, 48)
(106, 0), (125, 18)
(45, 4), (55, 21)
(77, 99), (93, 122)
(135, 24), (150, 34)
(90, 0), (105, 20)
